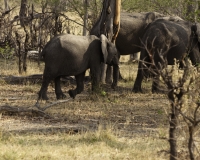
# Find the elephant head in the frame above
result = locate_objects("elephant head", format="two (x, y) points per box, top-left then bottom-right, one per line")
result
(100, 34), (119, 65)
(189, 23), (200, 65)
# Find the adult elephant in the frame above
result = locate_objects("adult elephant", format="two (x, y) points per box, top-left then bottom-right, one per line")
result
(38, 34), (118, 100)
(97, 12), (182, 88)
(132, 19), (200, 93)
(116, 12), (164, 56)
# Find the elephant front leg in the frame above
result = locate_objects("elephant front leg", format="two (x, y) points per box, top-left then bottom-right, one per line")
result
(100, 63), (107, 83)
(54, 76), (66, 99)
(68, 71), (86, 99)
(105, 65), (113, 84)
(90, 67), (101, 93)
(111, 64), (119, 89)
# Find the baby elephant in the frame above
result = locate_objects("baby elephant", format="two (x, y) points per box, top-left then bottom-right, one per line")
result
(38, 34), (118, 100)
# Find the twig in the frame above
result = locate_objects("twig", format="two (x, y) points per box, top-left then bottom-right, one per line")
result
(38, 99), (73, 111)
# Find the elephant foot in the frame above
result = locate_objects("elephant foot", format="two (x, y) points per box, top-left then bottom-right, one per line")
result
(105, 78), (112, 84)
(92, 85), (101, 93)
(56, 92), (66, 100)
(38, 92), (49, 100)
(68, 90), (76, 99)
(152, 88), (165, 94)
(111, 82), (117, 89)
(132, 86), (143, 93)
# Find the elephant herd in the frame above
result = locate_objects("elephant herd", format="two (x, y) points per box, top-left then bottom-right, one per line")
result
(38, 12), (200, 100)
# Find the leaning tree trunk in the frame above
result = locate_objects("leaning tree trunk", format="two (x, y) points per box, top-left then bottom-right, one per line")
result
(90, 0), (121, 41)
(112, 0), (121, 43)
(4, 0), (10, 11)
(83, 0), (89, 36)
(19, 0), (28, 27)
(90, 0), (121, 84)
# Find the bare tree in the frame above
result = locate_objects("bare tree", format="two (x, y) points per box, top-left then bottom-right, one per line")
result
(19, 0), (28, 27)
(4, 0), (10, 11)
(83, 0), (89, 35)
(144, 50), (200, 159)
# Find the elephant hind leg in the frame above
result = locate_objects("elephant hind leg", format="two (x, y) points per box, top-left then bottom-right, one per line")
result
(68, 71), (86, 99)
(38, 74), (52, 100)
(55, 76), (66, 99)
(132, 65), (144, 93)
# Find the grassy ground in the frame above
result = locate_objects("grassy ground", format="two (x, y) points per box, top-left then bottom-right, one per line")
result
(0, 58), (171, 160)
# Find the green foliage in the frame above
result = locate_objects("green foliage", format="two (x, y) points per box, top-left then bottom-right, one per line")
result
(0, 44), (14, 60)
(121, 0), (199, 22)
(122, 0), (154, 12)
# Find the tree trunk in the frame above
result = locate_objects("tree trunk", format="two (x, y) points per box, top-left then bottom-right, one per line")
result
(188, 126), (195, 160)
(4, 0), (10, 11)
(15, 32), (22, 74)
(168, 91), (178, 160)
(23, 26), (29, 72)
(112, 0), (121, 43)
(83, 0), (89, 36)
(19, 0), (28, 27)
(90, 0), (121, 85)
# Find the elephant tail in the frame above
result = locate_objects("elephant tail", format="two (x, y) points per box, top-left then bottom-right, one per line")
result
(38, 49), (46, 61)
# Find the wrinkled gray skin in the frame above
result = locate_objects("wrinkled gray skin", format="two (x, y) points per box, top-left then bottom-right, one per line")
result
(133, 19), (200, 93)
(116, 12), (165, 56)
(102, 12), (182, 87)
(38, 34), (118, 100)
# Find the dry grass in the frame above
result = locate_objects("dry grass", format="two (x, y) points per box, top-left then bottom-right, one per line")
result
(0, 128), (168, 160)
(0, 59), (170, 160)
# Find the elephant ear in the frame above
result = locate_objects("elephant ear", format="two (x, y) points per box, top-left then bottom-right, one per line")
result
(100, 34), (108, 63)
(191, 23), (200, 42)
(145, 12), (156, 24)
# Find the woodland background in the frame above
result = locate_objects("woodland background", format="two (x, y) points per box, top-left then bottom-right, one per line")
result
(1, 0), (200, 160)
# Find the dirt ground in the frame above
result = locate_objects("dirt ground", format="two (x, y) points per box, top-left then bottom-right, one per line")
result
(0, 63), (169, 138)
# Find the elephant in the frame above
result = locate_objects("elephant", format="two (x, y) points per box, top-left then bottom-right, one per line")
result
(38, 34), (118, 100)
(132, 19), (200, 93)
(98, 12), (182, 88)
(116, 12), (165, 56)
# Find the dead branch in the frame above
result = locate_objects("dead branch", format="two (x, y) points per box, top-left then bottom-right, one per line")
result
(0, 98), (73, 118)
(0, 105), (51, 118)
(1, 74), (77, 84)
(35, 99), (72, 111)
(0, 6), (17, 17)
(2, 74), (43, 84)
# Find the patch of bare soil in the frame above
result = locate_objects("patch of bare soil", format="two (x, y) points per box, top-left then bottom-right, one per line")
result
(0, 78), (169, 138)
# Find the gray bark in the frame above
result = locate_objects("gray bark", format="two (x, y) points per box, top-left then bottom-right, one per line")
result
(19, 0), (28, 27)
(83, 0), (89, 36)
(4, 0), (10, 11)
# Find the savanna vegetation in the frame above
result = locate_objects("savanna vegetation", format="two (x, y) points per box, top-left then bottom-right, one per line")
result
(0, 0), (200, 159)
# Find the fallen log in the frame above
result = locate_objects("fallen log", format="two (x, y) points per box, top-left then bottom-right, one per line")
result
(1, 74), (91, 85)
(1, 74), (79, 84)
(0, 105), (51, 118)
(0, 98), (73, 117)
